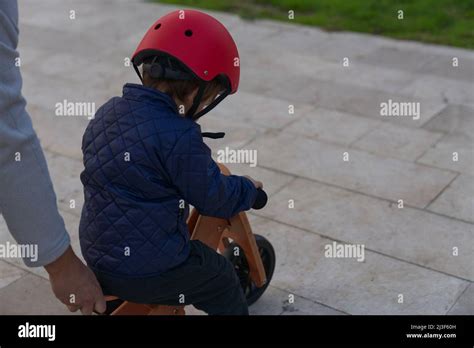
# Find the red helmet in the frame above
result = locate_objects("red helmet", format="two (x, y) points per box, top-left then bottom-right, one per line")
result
(131, 10), (240, 119)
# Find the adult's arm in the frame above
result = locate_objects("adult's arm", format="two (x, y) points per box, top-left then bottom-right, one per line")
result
(0, 2), (106, 315)
(0, 0), (70, 267)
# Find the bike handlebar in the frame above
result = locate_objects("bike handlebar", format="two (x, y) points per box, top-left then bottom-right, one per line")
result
(252, 188), (268, 210)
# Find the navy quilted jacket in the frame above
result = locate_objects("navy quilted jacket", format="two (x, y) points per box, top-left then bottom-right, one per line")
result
(79, 83), (258, 278)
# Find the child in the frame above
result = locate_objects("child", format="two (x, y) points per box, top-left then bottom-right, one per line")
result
(79, 9), (262, 315)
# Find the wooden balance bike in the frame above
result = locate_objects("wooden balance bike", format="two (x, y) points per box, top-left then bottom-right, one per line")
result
(102, 162), (275, 315)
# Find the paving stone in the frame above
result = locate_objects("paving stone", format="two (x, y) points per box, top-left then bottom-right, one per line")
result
(352, 122), (443, 161)
(252, 21), (330, 57)
(248, 286), (285, 315)
(18, 0), (188, 38)
(247, 215), (469, 314)
(427, 174), (474, 223)
(23, 103), (88, 161)
(44, 151), (84, 217)
(310, 61), (416, 94)
(198, 115), (263, 154)
(0, 273), (74, 314)
(23, 51), (117, 89)
(251, 22), (392, 64)
(308, 81), (446, 127)
(249, 285), (345, 315)
(239, 38), (334, 85)
(210, 90), (312, 130)
(399, 75), (474, 106)
(22, 65), (114, 110)
(19, 3), (105, 38)
(239, 25), (328, 65)
(0, 261), (27, 290)
(448, 283), (474, 315)
(418, 54), (474, 83)
(285, 108), (381, 146)
(280, 298), (345, 315)
(417, 138), (474, 176)
(19, 23), (106, 64)
(422, 104), (474, 146)
(239, 63), (320, 105)
(17, 46), (49, 70)
(19, 0), (145, 33)
(254, 178), (474, 280)
(252, 74), (445, 127)
(264, 22), (474, 66)
(18, 23), (138, 90)
(223, 164), (295, 196)
(314, 31), (387, 63)
(286, 107), (381, 146)
(385, 38), (474, 61)
(242, 41), (428, 119)
(248, 45), (419, 102)
(357, 46), (437, 72)
(246, 132), (456, 208)
(222, 18), (281, 50)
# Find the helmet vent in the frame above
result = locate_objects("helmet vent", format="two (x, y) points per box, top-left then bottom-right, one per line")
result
(154, 23), (161, 30)
(184, 29), (193, 37)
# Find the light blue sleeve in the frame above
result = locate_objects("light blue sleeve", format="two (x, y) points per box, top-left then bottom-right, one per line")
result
(0, 1), (70, 267)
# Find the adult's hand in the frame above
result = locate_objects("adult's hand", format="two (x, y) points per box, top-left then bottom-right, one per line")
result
(44, 246), (106, 315)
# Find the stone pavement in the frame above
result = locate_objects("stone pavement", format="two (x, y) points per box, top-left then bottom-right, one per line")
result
(0, 0), (472, 315)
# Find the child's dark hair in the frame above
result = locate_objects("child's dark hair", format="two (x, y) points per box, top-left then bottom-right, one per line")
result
(142, 56), (226, 102)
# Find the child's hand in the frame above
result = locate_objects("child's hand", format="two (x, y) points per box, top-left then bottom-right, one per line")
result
(244, 175), (263, 189)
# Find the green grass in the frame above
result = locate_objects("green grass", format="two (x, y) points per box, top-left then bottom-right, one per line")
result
(151, 0), (474, 49)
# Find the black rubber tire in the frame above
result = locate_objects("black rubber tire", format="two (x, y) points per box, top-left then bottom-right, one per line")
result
(222, 234), (276, 306)
(99, 298), (125, 315)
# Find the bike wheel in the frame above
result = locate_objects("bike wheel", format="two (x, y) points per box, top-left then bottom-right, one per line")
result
(223, 234), (276, 306)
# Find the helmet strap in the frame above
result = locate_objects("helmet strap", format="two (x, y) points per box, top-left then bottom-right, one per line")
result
(185, 81), (206, 119)
(191, 88), (230, 121)
(133, 63), (143, 83)
(190, 77), (231, 120)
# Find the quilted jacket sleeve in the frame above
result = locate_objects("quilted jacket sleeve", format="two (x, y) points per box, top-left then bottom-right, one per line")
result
(164, 126), (258, 219)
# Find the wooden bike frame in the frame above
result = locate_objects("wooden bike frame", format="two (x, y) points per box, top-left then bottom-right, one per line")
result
(105, 163), (267, 315)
